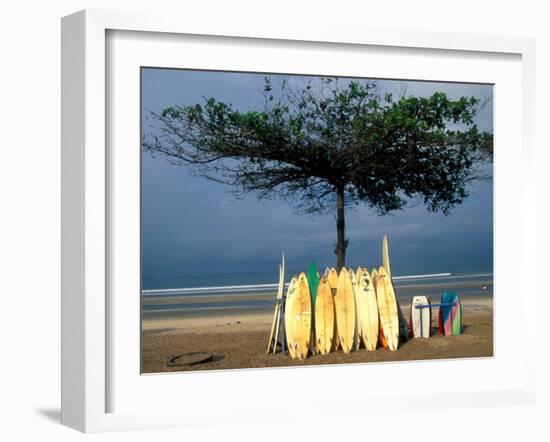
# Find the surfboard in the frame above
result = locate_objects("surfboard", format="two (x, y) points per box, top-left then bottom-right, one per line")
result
(284, 277), (298, 358)
(357, 267), (379, 350)
(273, 255), (286, 353)
(288, 272), (312, 359)
(370, 266), (387, 348)
(266, 263), (281, 353)
(382, 235), (409, 342)
(315, 277), (334, 355)
(438, 300), (444, 335)
(306, 262), (320, 354)
(440, 292), (463, 336)
(327, 268), (339, 288)
(349, 270), (361, 351)
(335, 268), (356, 354)
(306, 262), (320, 307)
(266, 254), (285, 353)
(371, 267), (378, 279)
(439, 292), (453, 336)
(355, 267), (363, 284)
(374, 267), (399, 351)
(327, 268), (340, 351)
(411, 296), (430, 338)
(382, 234), (391, 278)
(448, 291), (462, 335)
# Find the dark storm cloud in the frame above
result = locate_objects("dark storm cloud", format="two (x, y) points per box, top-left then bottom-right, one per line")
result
(141, 69), (493, 281)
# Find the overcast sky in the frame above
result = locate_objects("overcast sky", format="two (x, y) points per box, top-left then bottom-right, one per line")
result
(141, 69), (493, 284)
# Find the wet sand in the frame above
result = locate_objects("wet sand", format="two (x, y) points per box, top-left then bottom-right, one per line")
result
(141, 296), (493, 373)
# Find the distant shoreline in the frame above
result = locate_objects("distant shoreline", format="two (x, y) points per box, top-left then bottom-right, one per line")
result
(142, 271), (493, 293)
(141, 272), (493, 317)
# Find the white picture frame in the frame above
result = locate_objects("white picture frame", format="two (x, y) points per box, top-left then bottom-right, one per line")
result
(61, 9), (537, 433)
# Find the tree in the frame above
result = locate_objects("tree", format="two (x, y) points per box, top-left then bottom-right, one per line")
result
(143, 77), (493, 270)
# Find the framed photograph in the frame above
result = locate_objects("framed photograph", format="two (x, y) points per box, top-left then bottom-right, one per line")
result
(140, 67), (494, 371)
(61, 9), (537, 433)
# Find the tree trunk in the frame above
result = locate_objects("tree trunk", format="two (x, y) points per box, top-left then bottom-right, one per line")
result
(335, 187), (346, 271)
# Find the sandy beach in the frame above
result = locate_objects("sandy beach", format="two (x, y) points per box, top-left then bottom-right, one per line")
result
(141, 295), (493, 373)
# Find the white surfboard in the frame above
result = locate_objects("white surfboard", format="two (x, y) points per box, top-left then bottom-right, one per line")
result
(382, 234), (391, 278)
(411, 296), (431, 338)
(266, 254), (285, 353)
(284, 277), (298, 358)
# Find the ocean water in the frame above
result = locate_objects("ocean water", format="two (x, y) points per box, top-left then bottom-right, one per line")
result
(141, 270), (493, 316)
(142, 263), (492, 291)
(142, 270), (285, 291)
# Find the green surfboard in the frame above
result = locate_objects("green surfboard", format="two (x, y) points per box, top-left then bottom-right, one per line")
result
(306, 261), (320, 307)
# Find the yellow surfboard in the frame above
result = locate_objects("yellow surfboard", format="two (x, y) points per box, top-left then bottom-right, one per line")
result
(335, 268), (356, 354)
(327, 268), (339, 290)
(371, 267), (378, 280)
(288, 272), (312, 359)
(327, 268), (340, 351)
(315, 277), (334, 355)
(374, 267), (399, 351)
(357, 267), (379, 351)
(349, 270), (361, 351)
(355, 266), (363, 284)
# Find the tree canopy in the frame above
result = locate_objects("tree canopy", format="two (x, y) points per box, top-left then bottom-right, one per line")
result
(143, 77), (492, 269)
